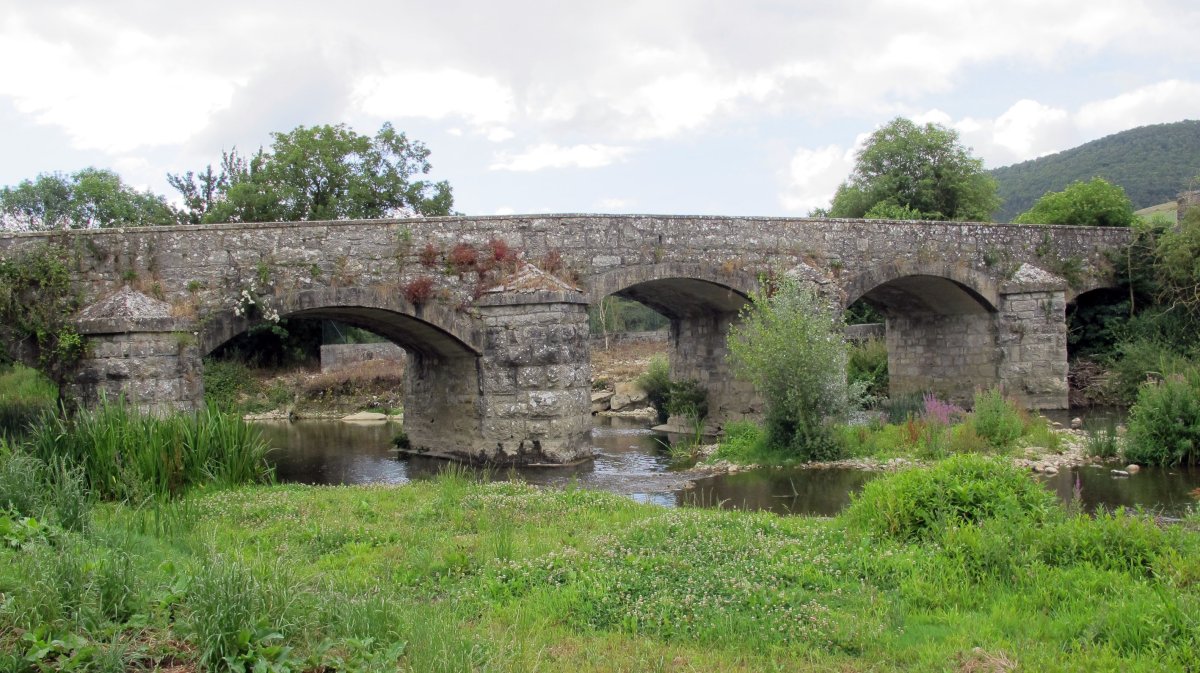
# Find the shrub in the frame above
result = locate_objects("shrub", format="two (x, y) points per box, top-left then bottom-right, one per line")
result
(847, 338), (888, 402)
(402, 276), (435, 305)
(1125, 367), (1200, 466)
(447, 243), (478, 273)
(727, 278), (850, 461)
(204, 359), (259, 412)
(636, 355), (671, 423)
(969, 388), (1024, 450)
(665, 379), (708, 421)
(844, 454), (1055, 542)
(1105, 337), (1194, 405)
(418, 243), (440, 268)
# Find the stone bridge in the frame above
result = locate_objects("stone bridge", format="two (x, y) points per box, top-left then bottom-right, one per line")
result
(0, 215), (1133, 464)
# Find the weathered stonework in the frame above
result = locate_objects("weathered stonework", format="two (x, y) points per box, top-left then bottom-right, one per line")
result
(0, 215), (1134, 463)
(68, 288), (201, 415)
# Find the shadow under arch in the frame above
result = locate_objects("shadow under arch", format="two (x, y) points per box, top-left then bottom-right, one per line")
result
(842, 261), (1000, 314)
(199, 285), (485, 358)
(585, 262), (757, 316)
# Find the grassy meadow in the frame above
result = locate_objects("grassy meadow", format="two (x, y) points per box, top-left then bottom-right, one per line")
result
(3, 457), (1199, 672)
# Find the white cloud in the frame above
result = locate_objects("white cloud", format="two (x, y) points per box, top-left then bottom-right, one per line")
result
(486, 127), (515, 142)
(489, 144), (634, 172)
(494, 206), (516, 215)
(596, 197), (631, 210)
(351, 69), (515, 128)
(1076, 80), (1200, 137)
(778, 144), (857, 214)
(0, 14), (235, 153)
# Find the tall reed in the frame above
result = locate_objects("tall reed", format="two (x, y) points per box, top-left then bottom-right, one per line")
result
(23, 401), (273, 501)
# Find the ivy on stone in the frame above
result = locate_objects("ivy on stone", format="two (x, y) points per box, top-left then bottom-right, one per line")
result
(0, 243), (85, 385)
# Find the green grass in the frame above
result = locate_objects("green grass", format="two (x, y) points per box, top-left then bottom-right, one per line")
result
(1, 463), (1196, 672)
(0, 364), (58, 439)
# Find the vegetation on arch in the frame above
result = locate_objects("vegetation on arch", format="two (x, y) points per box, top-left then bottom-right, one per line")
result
(0, 243), (86, 387)
(825, 117), (1000, 222)
(1014, 177), (1134, 227)
(169, 122), (454, 224)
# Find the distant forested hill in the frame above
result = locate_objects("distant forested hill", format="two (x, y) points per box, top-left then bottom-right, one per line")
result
(989, 120), (1200, 222)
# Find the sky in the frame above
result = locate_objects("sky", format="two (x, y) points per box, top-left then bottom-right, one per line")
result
(1, 0), (1198, 218)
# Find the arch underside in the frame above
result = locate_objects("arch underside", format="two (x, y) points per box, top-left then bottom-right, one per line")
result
(285, 307), (475, 359)
(614, 277), (749, 318)
(853, 275), (995, 315)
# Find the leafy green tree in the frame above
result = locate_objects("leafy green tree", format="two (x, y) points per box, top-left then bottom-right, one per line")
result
(828, 117), (999, 221)
(170, 123), (454, 224)
(727, 277), (850, 460)
(1013, 177), (1134, 227)
(0, 168), (178, 230)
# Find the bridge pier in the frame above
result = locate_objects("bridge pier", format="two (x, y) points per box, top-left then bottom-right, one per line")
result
(665, 310), (760, 433)
(470, 289), (593, 464)
(68, 288), (202, 415)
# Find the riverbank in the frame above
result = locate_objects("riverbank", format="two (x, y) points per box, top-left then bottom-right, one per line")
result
(3, 464), (1197, 672)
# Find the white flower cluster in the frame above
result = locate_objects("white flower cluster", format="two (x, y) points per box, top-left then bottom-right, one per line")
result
(232, 282), (279, 322)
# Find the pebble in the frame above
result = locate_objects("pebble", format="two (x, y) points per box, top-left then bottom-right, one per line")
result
(1125, 464), (1141, 474)
(1111, 469), (1130, 478)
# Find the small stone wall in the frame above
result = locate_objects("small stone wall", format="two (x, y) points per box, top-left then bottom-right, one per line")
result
(588, 329), (668, 350)
(319, 342), (406, 373)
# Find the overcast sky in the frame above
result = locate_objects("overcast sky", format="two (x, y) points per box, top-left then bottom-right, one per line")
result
(1, 1), (1198, 218)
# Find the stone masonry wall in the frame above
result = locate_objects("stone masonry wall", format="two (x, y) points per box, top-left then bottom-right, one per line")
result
(68, 331), (202, 415)
(319, 342), (406, 373)
(886, 313), (998, 405)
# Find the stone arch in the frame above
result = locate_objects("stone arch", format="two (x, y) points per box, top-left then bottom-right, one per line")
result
(586, 262), (760, 433)
(199, 285), (485, 357)
(841, 261), (1000, 314)
(841, 262), (1004, 407)
(585, 262), (757, 317)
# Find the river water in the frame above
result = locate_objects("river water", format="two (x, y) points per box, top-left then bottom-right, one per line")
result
(258, 417), (1200, 517)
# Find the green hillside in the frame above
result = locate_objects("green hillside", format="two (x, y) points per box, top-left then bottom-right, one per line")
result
(989, 119), (1200, 222)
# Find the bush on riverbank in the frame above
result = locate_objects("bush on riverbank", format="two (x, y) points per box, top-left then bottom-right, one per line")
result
(844, 455), (1055, 542)
(728, 279), (851, 461)
(1125, 366), (1200, 466)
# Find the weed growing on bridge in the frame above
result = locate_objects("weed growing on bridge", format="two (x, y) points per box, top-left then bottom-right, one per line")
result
(0, 243), (86, 386)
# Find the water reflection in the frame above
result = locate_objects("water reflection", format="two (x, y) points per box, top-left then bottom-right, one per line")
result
(1038, 464), (1200, 517)
(259, 418), (1200, 517)
(680, 468), (878, 516)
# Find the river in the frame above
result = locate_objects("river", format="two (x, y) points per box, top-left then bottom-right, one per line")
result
(257, 417), (1200, 517)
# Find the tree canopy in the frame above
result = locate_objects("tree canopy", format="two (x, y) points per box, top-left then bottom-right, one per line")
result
(0, 168), (178, 231)
(169, 122), (454, 224)
(828, 117), (999, 222)
(1013, 177), (1134, 227)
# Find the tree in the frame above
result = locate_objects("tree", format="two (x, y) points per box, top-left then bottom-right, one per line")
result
(828, 117), (1000, 221)
(0, 168), (178, 230)
(170, 122), (454, 224)
(1013, 177), (1134, 227)
(727, 277), (850, 460)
